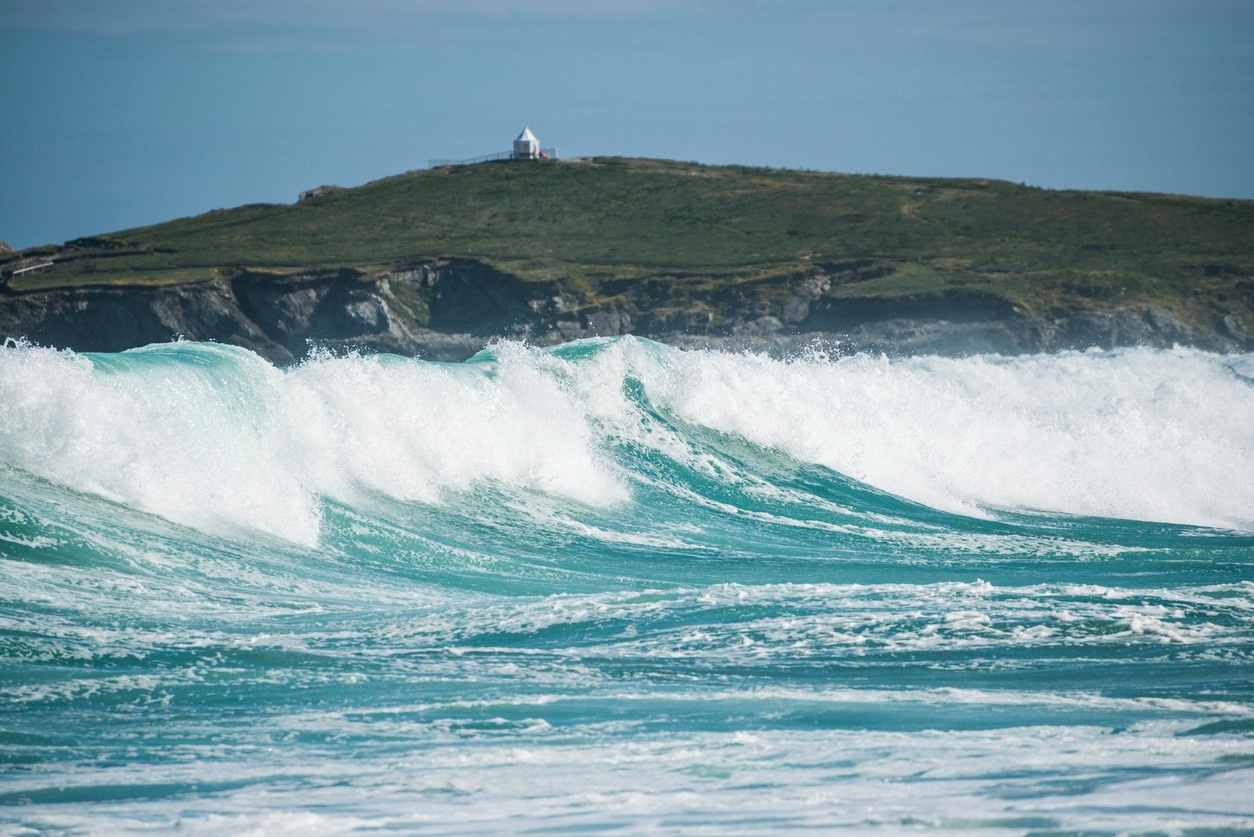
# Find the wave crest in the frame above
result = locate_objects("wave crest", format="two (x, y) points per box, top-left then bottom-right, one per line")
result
(1, 338), (1251, 543)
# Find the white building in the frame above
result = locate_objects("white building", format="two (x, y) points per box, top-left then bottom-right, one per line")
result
(427, 128), (556, 168)
(513, 127), (540, 160)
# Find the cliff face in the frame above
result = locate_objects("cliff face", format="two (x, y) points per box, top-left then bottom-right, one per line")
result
(4, 159), (1250, 360)
(2, 258), (1249, 362)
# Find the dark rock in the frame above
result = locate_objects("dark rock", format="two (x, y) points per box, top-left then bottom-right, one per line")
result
(422, 259), (551, 335)
(1221, 313), (1249, 341)
(584, 309), (633, 336)
(298, 185), (341, 202)
(1, 258), (1247, 364)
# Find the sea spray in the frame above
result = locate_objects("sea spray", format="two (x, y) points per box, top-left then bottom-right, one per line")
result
(0, 342), (320, 544)
(0, 341), (628, 544)
(636, 343), (1254, 528)
(2, 338), (1250, 541)
(1, 337), (1252, 833)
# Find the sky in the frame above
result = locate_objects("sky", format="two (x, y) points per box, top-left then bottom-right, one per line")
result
(1, 0), (1252, 250)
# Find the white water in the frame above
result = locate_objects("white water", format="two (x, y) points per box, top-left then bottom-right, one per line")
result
(632, 342), (1254, 528)
(1, 339), (1251, 543)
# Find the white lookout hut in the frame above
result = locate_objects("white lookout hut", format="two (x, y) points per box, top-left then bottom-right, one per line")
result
(513, 127), (540, 160)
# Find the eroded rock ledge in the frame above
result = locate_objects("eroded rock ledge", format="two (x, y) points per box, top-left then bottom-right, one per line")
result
(2, 258), (1249, 364)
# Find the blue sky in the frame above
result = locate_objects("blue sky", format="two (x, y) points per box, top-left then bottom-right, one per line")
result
(2, 0), (1252, 250)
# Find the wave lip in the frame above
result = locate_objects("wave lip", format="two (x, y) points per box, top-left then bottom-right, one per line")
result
(1, 338), (1251, 542)
(631, 342), (1254, 530)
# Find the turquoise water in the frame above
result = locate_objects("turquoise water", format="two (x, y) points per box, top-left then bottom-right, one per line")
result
(1, 337), (1252, 833)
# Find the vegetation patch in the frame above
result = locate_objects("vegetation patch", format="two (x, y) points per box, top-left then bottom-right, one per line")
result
(4, 157), (1251, 332)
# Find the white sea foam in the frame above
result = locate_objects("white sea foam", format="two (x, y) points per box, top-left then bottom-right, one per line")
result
(0, 343), (322, 543)
(618, 342), (1254, 530)
(0, 342), (625, 543)
(8, 723), (1253, 834)
(284, 346), (627, 509)
(1, 339), (1251, 541)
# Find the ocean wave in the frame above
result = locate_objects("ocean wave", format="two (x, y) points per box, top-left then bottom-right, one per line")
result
(1, 338), (1251, 544)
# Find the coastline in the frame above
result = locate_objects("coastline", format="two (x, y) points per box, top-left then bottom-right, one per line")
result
(2, 258), (1248, 364)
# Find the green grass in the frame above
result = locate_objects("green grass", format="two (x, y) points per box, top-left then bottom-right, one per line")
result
(8, 266), (223, 292)
(5, 156), (1252, 324)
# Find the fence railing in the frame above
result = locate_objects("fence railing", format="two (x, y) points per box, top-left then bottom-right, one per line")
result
(428, 148), (559, 168)
(427, 151), (513, 168)
(11, 261), (54, 276)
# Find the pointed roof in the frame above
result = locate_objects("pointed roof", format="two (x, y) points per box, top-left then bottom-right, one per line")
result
(516, 126), (538, 143)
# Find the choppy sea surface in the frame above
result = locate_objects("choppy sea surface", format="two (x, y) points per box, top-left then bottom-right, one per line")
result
(1, 337), (1252, 834)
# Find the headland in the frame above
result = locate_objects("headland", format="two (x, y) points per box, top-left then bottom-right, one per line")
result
(2, 157), (1251, 362)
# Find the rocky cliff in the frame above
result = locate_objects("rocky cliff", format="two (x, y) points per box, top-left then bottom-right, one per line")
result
(3, 257), (1248, 363)
(5, 158), (1252, 361)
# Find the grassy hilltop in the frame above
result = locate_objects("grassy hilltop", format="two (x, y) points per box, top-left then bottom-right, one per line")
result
(3, 156), (1253, 352)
